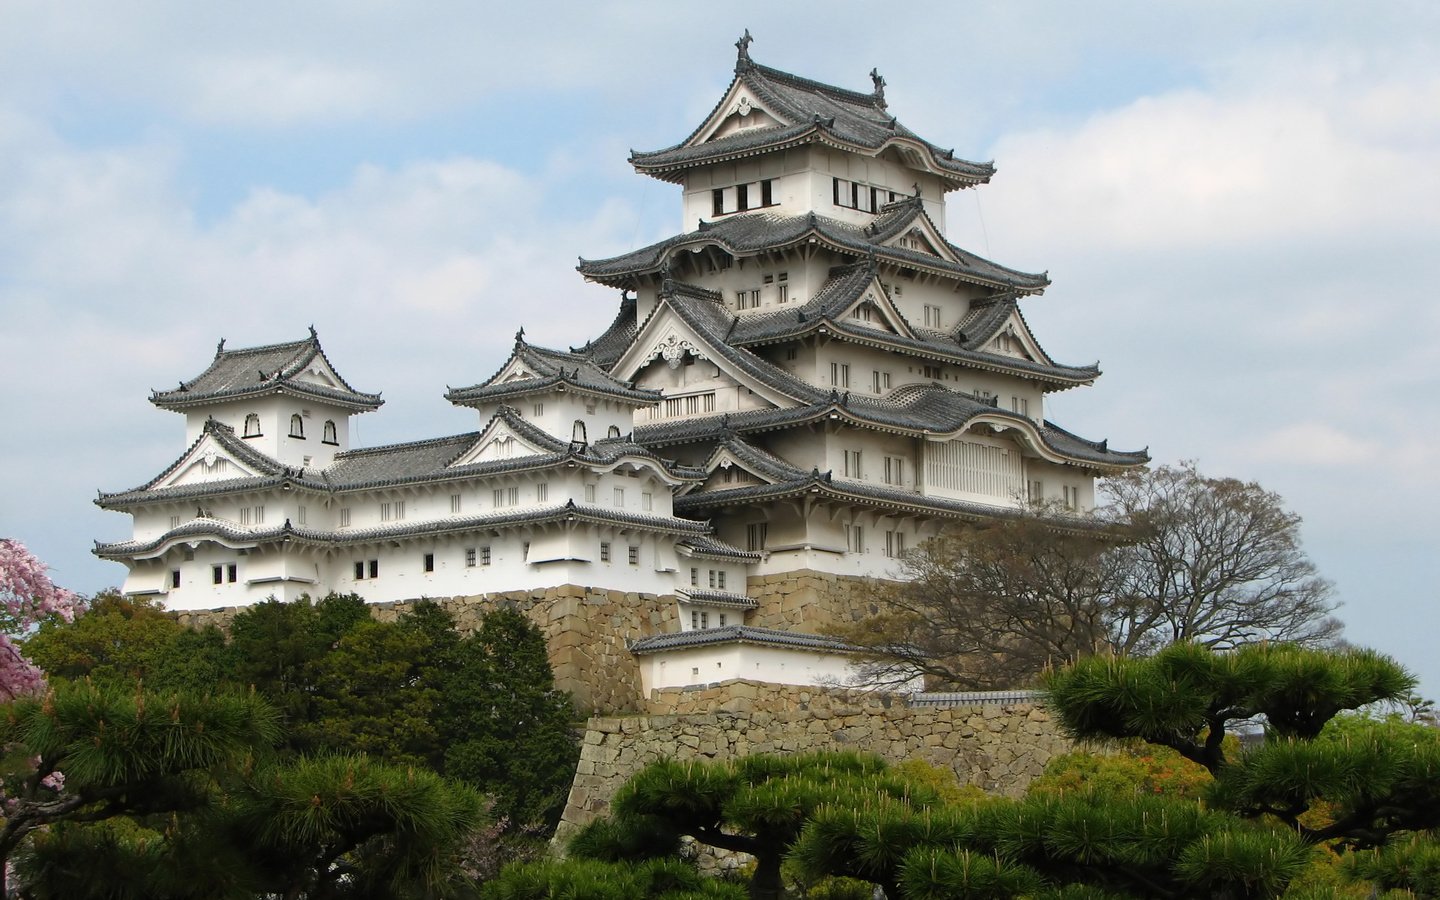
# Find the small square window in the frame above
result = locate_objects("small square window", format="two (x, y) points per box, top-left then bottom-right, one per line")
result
(480, 546), (492, 566)
(212, 565), (223, 585)
(465, 547), (477, 567)
(354, 561), (365, 580)
(451, 493), (462, 514)
(227, 563), (237, 583)
(170, 570), (181, 589)
(600, 542), (611, 562)
(423, 553), (435, 573)
(627, 545), (640, 566)
(368, 559), (379, 579)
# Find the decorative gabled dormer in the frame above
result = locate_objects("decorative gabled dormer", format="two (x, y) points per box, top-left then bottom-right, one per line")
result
(149, 328), (380, 469)
(446, 329), (660, 443)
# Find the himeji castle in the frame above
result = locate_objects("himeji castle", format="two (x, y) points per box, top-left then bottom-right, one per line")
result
(96, 36), (1147, 700)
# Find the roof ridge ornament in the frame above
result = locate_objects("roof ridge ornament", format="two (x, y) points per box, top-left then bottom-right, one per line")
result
(869, 68), (887, 108)
(308, 324), (317, 341)
(735, 29), (753, 72)
(515, 326), (526, 346)
(215, 338), (225, 357)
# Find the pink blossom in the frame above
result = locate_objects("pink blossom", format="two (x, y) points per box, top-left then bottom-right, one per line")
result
(0, 539), (85, 700)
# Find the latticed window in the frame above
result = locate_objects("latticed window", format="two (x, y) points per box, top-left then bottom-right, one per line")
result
(243, 413), (261, 437)
(289, 414), (304, 438)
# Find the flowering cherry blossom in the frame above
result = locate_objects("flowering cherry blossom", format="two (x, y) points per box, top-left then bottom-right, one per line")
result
(0, 539), (82, 700)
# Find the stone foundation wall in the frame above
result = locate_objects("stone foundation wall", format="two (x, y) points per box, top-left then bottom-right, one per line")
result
(558, 679), (1070, 839)
(745, 569), (882, 631)
(173, 585), (680, 714)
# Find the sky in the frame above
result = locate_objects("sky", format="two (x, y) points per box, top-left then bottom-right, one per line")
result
(1, 1), (1437, 694)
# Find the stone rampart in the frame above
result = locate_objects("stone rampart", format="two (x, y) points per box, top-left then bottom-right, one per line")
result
(746, 569), (879, 631)
(173, 585), (679, 714)
(558, 679), (1070, 839)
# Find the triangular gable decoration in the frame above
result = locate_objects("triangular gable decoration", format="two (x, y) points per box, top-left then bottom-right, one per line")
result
(449, 419), (552, 468)
(156, 437), (264, 490)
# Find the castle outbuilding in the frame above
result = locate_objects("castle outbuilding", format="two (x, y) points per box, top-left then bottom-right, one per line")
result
(97, 37), (1146, 704)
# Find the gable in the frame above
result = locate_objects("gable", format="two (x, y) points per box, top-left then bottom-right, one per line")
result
(695, 452), (771, 493)
(882, 224), (950, 260)
(611, 305), (799, 408)
(696, 85), (789, 145)
(448, 419), (553, 467)
(986, 312), (1049, 365)
(291, 356), (345, 390)
(493, 356), (540, 384)
(838, 280), (911, 337)
(156, 435), (266, 489)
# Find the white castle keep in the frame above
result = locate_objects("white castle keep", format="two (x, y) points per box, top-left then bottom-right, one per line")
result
(96, 37), (1146, 696)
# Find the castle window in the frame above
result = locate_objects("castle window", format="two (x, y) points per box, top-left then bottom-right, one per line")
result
(718, 613), (728, 626)
(465, 547), (477, 567)
(423, 553), (435, 573)
(600, 542), (611, 562)
(243, 414), (261, 438)
(717, 571), (727, 590)
(227, 563), (237, 582)
(830, 362), (850, 388)
(922, 365), (943, 380)
(169, 515), (182, 529)
(708, 569), (717, 589)
(354, 561), (365, 579)
(585, 484), (597, 503)
(690, 567), (699, 587)
(872, 370), (891, 393)
(532, 402), (544, 418)
(289, 414), (305, 438)
(212, 565), (224, 585)
(607, 425), (621, 439)
(642, 492), (652, 511)
(747, 523), (768, 552)
(846, 525), (864, 553)
(480, 546), (491, 566)
(339, 508), (351, 528)
(613, 487), (625, 507)
(537, 483), (549, 503)
(451, 493), (462, 514)
(786, 347), (797, 361)
(884, 456), (905, 486)
(322, 420), (338, 445)
(380, 501), (404, 522)
(885, 530), (907, 558)
(170, 569), (181, 589)
(736, 182), (749, 211)
(924, 305), (942, 329)
(712, 189), (724, 217)
(628, 545), (640, 566)
(368, 559), (378, 579)
(843, 450), (863, 479)
(1028, 480), (1044, 503)
(761, 180), (773, 206)
(1063, 485), (1079, 511)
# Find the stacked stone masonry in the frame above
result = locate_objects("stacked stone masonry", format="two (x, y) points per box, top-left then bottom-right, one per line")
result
(558, 679), (1071, 839)
(746, 569), (879, 631)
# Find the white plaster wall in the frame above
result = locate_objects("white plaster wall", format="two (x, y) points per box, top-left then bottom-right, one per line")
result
(639, 642), (858, 693)
(184, 396), (352, 468)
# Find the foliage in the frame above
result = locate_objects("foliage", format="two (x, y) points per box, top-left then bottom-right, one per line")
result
(836, 463), (1342, 688)
(228, 752), (486, 899)
(569, 752), (936, 900)
(1027, 739), (1215, 801)
(1345, 835), (1440, 896)
(26, 591), (231, 693)
(484, 856), (746, 900)
(440, 606), (579, 831)
(0, 680), (280, 895)
(0, 538), (82, 700)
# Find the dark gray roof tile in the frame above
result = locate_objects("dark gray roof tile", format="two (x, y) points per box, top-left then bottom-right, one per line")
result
(151, 330), (382, 412)
(628, 624), (856, 655)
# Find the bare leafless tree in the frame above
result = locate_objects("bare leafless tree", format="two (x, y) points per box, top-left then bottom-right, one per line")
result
(835, 463), (1342, 689)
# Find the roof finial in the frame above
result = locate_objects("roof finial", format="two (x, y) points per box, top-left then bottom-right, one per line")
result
(869, 68), (887, 107)
(912, 182), (922, 199)
(308, 324), (317, 341)
(215, 337), (226, 357)
(735, 29), (753, 71)
(515, 326), (526, 345)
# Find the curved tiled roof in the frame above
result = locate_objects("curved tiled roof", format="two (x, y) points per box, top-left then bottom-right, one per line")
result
(572, 292), (639, 368)
(678, 535), (762, 562)
(676, 588), (760, 610)
(447, 335), (659, 406)
(98, 407), (705, 509)
(628, 624), (856, 655)
(638, 384), (1148, 469)
(578, 208), (1047, 293)
(676, 436), (1142, 523)
(630, 58), (992, 191)
(151, 330), (382, 412)
(95, 501), (710, 560)
(724, 265), (1097, 387)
